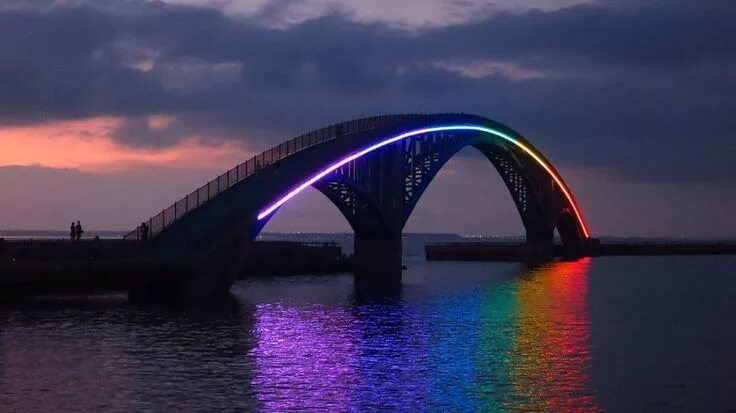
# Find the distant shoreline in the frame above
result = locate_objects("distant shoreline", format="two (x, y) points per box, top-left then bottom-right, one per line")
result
(426, 240), (736, 261)
(1, 230), (734, 243)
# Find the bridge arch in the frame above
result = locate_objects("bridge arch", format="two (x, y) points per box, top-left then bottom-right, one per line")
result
(255, 120), (589, 256)
(132, 114), (591, 276)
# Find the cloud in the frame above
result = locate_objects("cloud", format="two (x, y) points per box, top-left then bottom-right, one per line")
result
(0, 0), (734, 181)
(0, 116), (251, 172)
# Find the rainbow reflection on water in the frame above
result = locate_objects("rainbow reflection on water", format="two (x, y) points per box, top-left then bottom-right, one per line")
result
(504, 258), (597, 412)
(248, 260), (599, 411)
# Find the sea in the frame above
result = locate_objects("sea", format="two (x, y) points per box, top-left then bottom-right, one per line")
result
(0, 232), (735, 412)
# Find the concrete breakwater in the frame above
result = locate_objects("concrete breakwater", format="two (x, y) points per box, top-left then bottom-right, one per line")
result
(0, 238), (347, 299)
(0, 238), (144, 296)
(240, 241), (349, 277)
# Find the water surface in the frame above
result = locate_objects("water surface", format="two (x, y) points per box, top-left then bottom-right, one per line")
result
(1, 256), (735, 412)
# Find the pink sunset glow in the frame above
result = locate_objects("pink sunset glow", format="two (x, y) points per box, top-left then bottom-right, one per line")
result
(0, 117), (249, 173)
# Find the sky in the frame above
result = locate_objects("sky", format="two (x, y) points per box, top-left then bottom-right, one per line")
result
(0, 0), (734, 237)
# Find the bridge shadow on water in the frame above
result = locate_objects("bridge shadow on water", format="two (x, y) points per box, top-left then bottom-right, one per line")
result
(350, 266), (404, 304)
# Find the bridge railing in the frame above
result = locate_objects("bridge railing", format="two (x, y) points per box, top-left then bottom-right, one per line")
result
(124, 114), (422, 240)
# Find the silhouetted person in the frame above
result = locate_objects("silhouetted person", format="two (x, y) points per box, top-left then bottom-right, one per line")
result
(75, 221), (83, 241)
(70, 222), (76, 240)
(140, 222), (149, 241)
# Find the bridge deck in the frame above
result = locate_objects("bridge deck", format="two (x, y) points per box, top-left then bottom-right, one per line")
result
(124, 114), (423, 240)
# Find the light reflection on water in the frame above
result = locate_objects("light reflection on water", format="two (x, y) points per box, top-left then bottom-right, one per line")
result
(506, 260), (596, 412)
(248, 259), (598, 412)
(2, 256), (736, 411)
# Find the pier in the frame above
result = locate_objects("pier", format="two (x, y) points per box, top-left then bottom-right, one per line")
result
(0, 238), (346, 299)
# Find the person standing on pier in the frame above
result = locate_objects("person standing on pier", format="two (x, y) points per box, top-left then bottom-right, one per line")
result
(70, 222), (76, 240)
(75, 221), (83, 241)
(141, 222), (149, 241)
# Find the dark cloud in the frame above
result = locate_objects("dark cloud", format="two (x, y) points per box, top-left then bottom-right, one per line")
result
(428, 0), (736, 68)
(0, 0), (734, 181)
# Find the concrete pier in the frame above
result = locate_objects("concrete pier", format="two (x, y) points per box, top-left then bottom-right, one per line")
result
(0, 238), (346, 301)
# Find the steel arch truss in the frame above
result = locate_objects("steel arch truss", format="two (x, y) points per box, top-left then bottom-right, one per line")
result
(312, 179), (389, 235)
(311, 130), (562, 245)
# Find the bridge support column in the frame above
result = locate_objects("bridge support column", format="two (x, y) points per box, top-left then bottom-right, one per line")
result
(129, 234), (247, 305)
(353, 232), (403, 286)
(526, 231), (555, 261)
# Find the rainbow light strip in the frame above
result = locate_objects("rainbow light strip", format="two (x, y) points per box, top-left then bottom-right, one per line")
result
(257, 125), (590, 238)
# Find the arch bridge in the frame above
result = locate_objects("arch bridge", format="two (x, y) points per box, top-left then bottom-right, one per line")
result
(125, 114), (592, 299)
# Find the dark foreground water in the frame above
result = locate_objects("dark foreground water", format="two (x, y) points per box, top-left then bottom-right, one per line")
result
(1, 256), (735, 412)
